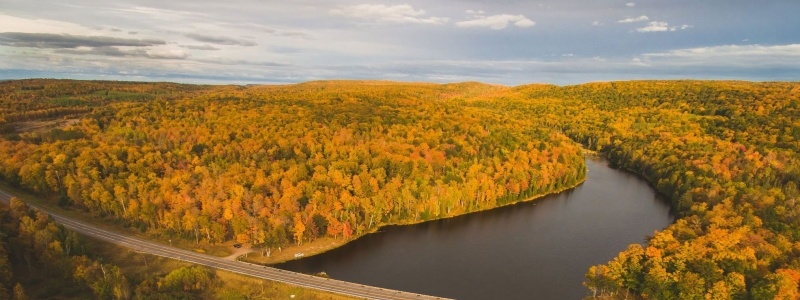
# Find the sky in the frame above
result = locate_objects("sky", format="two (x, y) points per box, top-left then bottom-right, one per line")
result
(1, 0), (799, 85)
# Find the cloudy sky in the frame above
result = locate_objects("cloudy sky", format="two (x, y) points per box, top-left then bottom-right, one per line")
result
(1, 0), (799, 85)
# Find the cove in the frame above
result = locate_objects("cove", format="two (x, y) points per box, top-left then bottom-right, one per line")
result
(274, 156), (674, 299)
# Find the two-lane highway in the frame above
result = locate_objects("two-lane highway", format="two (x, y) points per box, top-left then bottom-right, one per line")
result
(0, 188), (451, 300)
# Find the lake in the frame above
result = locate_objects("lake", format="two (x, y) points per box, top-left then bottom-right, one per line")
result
(275, 156), (674, 299)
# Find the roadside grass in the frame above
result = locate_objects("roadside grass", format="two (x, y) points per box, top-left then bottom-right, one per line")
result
(211, 268), (353, 300)
(90, 238), (354, 300)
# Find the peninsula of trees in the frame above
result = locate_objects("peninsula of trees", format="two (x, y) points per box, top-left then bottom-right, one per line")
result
(1, 79), (798, 299)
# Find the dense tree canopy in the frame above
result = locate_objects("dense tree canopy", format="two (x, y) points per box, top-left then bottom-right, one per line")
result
(0, 79), (584, 250)
(491, 81), (800, 299)
(2, 79), (799, 299)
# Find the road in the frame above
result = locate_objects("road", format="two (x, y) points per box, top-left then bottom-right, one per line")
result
(0, 188), (451, 300)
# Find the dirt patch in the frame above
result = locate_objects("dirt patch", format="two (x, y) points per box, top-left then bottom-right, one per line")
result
(224, 244), (254, 261)
(12, 118), (80, 133)
(241, 237), (349, 265)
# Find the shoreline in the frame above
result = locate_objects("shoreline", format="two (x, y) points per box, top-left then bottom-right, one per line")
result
(240, 171), (588, 266)
(0, 159), (589, 267)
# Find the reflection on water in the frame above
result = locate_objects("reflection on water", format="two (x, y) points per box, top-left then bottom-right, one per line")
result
(275, 157), (674, 299)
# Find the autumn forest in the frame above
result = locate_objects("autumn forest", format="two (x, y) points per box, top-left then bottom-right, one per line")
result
(0, 79), (799, 299)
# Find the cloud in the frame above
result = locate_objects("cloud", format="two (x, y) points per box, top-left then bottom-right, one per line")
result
(192, 58), (290, 67)
(330, 4), (448, 25)
(56, 46), (130, 57)
(636, 22), (691, 32)
(636, 21), (669, 32)
(0, 15), (95, 36)
(182, 44), (220, 51)
(114, 6), (207, 20)
(55, 46), (189, 59)
(0, 32), (190, 60)
(145, 48), (190, 59)
(456, 14), (535, 30)
(617, 15), (649, 23)
(626, 3), (636, 7)
(2, 1), (797, 86)
(0, 32), (164, 48)
(631, 57), (648, 66)
(241, 23), (311, 39)
(185, 33), (256, 46)
(625, 44), (800, 79)
(642, 44), (800, 61)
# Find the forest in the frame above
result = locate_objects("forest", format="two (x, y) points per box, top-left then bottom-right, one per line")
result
(498, 81), (800, 299)
(0, 79), (799, 299)
(0, 197), (348, 299)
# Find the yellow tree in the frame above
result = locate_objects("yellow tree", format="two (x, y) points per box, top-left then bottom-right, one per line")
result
(292, 213), (305, 246)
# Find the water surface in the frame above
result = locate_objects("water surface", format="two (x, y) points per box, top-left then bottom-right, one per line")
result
(276, 157), (674, 299)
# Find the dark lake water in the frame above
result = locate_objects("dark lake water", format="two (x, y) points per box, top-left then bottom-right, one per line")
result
(275, 157), (674, 299)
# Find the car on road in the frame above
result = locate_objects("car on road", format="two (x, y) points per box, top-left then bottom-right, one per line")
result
(233, 243), (242, 248)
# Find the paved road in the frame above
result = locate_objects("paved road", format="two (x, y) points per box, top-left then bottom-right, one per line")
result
(0, 188), (451, 300)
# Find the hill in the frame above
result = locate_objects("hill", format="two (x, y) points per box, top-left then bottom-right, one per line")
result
(1, 79), (799, 299)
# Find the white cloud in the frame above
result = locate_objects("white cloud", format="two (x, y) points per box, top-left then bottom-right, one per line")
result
(0, 14), (97, 35)
(636, 21), (669, 32)
(514, 18), (536, 28)
(631, 44), (800, 73)
(636, 21), (691, 32)
(456, 14), (535, 30)
(631, 57), (648, 66)
(330, 4), (447, 25)
(113, 6), (207, 21)
(626, 3), (636, 7)
(592, 21), (604, 26)
(642, 44), (800, 60)
(617, 15), (649, 23)
(146, 47), (189, 59)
